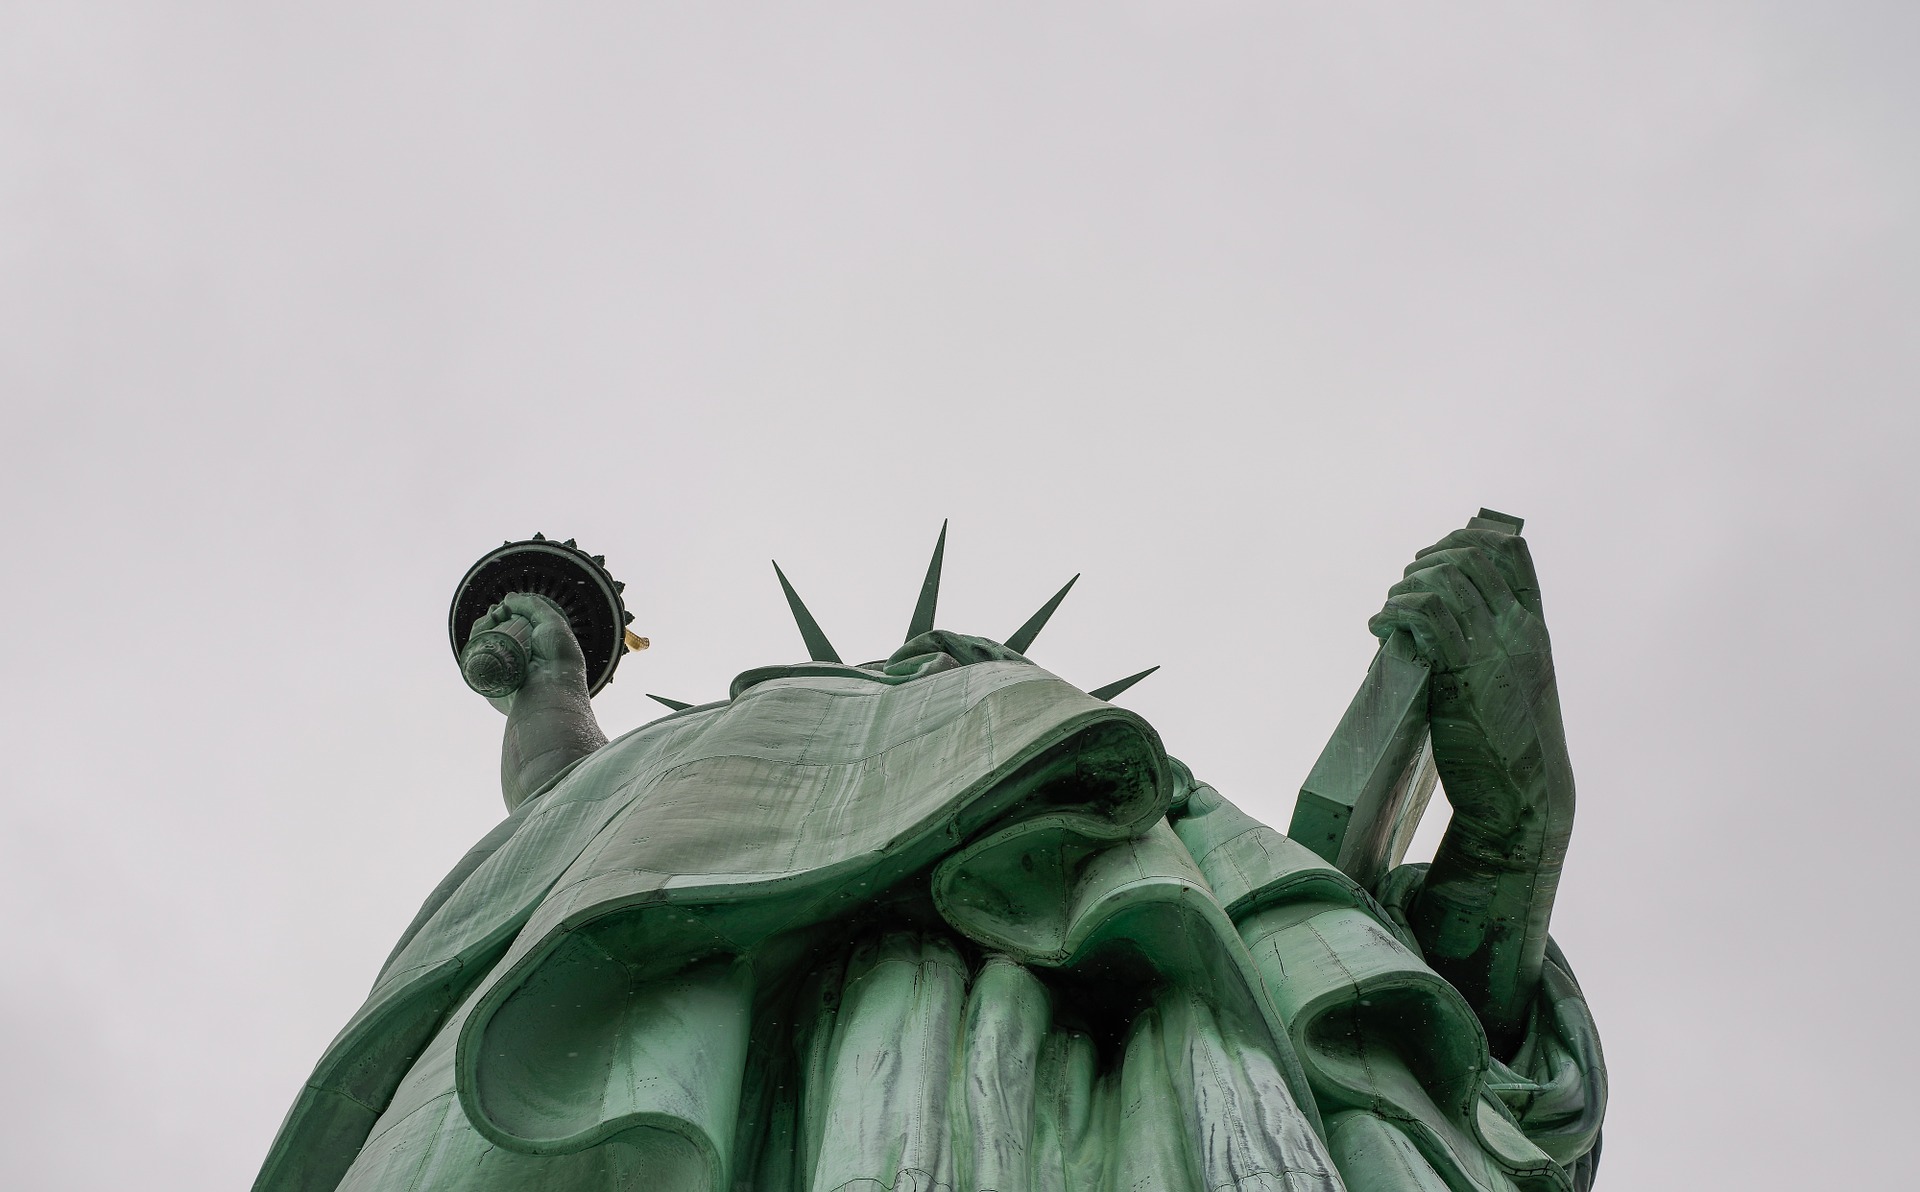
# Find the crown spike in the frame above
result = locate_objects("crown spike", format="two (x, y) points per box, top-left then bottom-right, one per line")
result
(647, 694), (695, 712)
(1005, 574), (1080, 655)
(1088, 666), (1159, 702)
(772, 561), (843, 663)
(904, 520), (948, 642)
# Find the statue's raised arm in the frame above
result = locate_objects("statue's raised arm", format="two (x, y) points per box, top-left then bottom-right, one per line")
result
(1368, 524), (1574, 1054)
(464, 592), (608, 809)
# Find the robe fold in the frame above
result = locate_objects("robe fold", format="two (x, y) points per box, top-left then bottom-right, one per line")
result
(256, 649), (1603, 1192)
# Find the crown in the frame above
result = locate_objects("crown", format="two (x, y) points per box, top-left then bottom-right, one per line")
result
(643, 521), (1157, 712)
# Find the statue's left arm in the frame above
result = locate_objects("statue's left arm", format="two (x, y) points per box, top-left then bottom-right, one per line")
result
(1369, 528), (1574, 1056)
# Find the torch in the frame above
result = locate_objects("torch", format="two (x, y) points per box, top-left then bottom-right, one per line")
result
(448, 534), (645, 698)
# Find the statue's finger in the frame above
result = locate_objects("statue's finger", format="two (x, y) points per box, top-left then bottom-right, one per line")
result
(1371, 591), (1469, 669)
(1402, 547), (1516, 612)
(1411, 528), (1481, 561)
(1411, 527), (1519, 563)
(1406, 590), (1471, 668)
(1416, 530), (1539, 614)
(1369, 600), (1450, 665)
(500, 592), (563, 624)
(1388, 562), (1496, 635)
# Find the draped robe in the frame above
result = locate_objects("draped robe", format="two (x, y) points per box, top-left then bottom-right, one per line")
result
(255, 641), (1604, 1192)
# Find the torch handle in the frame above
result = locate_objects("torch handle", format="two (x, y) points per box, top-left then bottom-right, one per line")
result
(461, 615), (534, 698)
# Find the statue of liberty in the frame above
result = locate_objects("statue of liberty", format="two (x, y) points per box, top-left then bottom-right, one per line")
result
(255, 513), (1605, 1192)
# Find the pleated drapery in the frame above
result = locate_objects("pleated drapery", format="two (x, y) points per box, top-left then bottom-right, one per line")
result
(742, 931), (1341, 1192)
(336, 929), (1345, 1192)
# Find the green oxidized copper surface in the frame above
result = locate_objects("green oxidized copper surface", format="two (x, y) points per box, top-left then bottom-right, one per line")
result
(256, 515), (1604, 1192)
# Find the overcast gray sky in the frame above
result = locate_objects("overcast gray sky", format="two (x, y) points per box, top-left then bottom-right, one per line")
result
(4, 4), (1915, 1188)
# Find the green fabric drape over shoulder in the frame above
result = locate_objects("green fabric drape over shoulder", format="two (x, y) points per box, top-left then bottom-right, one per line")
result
(256, 652), (1603, 1192)
(1172, 781), (1604, 1192)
